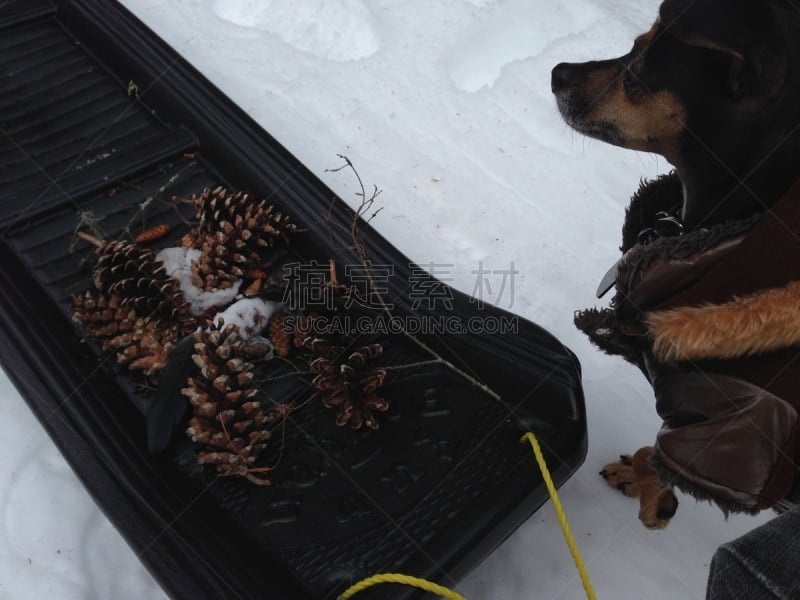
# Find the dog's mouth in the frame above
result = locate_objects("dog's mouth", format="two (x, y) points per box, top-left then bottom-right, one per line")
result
(554, 93), (622, 145)
(569, 119), (622, 145)
(558, 106), (622, 146)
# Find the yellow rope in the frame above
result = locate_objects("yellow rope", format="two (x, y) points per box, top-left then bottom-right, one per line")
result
(338, 573), (466, 599)
(339, 432), (595, 600)
(521, 432), (597, 600)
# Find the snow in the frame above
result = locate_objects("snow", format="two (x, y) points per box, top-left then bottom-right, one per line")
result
(156, 246), (281, 333)
(0, 1), (775, 599)
(210, 0), (381, 61)
(211, 298), (282, 337)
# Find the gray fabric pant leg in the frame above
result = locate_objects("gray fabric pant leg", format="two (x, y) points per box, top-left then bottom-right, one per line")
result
(706, 505), (800, 600)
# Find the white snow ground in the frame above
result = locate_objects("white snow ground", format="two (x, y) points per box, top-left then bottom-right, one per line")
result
(0, 1), (777, 598)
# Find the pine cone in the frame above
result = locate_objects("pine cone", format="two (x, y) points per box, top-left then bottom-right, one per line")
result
(108, 319), (175, 375)
(267, 314), (293, 357)
(192, 187), (298, 241)
(190, 231), (245, 291)
(73, 235), (200, 376)
(90, 239), (193, 335)
(72, 291), (135, 338)
(266, 313), (314, 357)
(72, 290), (176, 376)
(183, 324), (277, 485)
(189, 187), (300, 291)
(294, 314), (314, 349)
(309, 342), (388, 429)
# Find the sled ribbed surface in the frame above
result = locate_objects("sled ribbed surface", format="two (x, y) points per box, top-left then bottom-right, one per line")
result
(0, 2), (587, 598)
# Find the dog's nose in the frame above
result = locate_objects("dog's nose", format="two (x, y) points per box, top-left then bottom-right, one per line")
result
(551, 62), (581, 93)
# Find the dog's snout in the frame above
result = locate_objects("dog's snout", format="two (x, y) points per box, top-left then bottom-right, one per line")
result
(551, 62), (583, 93)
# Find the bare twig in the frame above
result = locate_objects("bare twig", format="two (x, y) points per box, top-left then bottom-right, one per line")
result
(326, 154), (383, 259)
(260, 371), (313, 384)
(326, 155), (502, 402)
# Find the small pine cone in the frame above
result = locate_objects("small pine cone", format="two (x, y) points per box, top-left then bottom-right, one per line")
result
(310, 343), (389, 429)
(265, 313), (316, 357)
(183, 324), (273, 484)
(294, 314), (313, 349)
(267, 314), (294, 357)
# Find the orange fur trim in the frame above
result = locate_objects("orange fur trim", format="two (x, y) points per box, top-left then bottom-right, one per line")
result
(646, 280), (800, 361)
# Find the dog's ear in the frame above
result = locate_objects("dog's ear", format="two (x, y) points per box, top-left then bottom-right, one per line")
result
(660, 0), (769, 56)
(660, 0), (786, 101)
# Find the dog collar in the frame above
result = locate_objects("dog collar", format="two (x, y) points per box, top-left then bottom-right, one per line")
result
(596, 212), (685, 298)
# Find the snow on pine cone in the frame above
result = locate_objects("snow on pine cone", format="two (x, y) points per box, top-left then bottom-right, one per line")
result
(183, 322), (283, 485)
(188, 187), (300, 291)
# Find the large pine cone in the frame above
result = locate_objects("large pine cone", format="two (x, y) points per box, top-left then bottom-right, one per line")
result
(189, 187), (300, 291)
(183, 324), (280, 484)
(73, 236), (198, 376)
(90, 239), (193, 335)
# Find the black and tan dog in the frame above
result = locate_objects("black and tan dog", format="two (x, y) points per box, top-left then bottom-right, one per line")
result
(552, 0), (800, 528)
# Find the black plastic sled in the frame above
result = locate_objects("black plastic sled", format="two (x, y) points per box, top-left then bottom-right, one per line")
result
(0, 1), (587, 598)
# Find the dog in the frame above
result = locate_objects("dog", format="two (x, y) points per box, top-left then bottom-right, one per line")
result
(552, 0), (800, 529)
